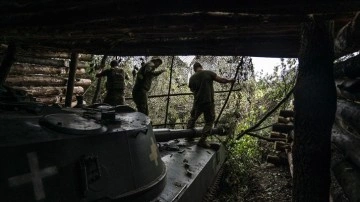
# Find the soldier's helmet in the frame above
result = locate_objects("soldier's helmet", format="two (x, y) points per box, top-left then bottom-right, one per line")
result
(150, 57), (162, 65)
(110, 60), (119, 67)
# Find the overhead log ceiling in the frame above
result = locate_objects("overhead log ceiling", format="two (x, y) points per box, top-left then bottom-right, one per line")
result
(0, 0), (359, 57)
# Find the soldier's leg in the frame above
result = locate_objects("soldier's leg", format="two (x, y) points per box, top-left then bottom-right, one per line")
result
(133, 90), (147, 114)
(186, 104), (202, 141)
(118, 91), (125, 105)
(104, 93), (116, 106)
(186, 104), (202, 129)
(197, 103), (215, 148)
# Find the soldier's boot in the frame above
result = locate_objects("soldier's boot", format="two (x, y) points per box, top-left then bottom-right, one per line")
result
(197, 135), (211, 148)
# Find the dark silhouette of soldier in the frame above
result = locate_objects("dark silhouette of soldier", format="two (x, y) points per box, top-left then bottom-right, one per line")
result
(96, 60), (128, 105)
(187, 62), (235, 148)
(132, 57), (165, 115)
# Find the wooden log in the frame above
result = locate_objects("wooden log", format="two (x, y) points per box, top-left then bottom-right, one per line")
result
(14, 56), (66, 67)
(334, 54), (360, 79)
(269, 131), (288, 139)
(65, 53), (78, 107)
(0, 43), (16, 85)
(334, 12), (360, 57)
(0, 46), (93, 61)
(10, 64), (62, 75)
(77, 61), (90, 69)
(74, 78), (91, 87)
(9, 63), (86, 76)
(332, 126), (360, 169)
(279, 110), (294, 118)
(274, 141), (291, 151)
(266, 154), (287, 166)
(278, 116), (292, 124)
(272, 123), (294, 133)
(332, 160), (360, 202)
(11, 86), (84, 96)
(5, 76), (66, 86)
(336, 100), (360, 136)
(34, 96), (60, 104)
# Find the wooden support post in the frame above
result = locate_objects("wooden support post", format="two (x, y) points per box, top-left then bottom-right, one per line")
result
(65, 53), (78, 107)
(293, 17), (336, 201)
(0, 43), (16, 86)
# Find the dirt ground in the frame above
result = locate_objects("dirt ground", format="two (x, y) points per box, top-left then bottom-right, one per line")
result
(212, 142), (348, 202)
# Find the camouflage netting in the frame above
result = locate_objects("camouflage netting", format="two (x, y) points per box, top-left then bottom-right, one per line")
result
(85, 56), (255, 129)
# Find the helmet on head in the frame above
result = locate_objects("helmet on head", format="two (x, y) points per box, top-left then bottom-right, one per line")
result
(150, 57), (162, 65)
(110, 60), (119, 67)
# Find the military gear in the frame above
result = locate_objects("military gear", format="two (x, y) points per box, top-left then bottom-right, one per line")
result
(132, 61), (165, 115)
(188, 70), (217, 105)
(187, 102), (215, 141)
(97, 67), (126, 105)
(132, 88), (148, 115)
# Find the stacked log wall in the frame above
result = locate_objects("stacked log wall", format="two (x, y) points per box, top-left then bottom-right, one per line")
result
(0, 47), (93, 105)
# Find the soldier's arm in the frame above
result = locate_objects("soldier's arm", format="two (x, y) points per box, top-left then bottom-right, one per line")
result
(152, 69), (166, 76)
(214, 75), (235, 84)
(96, 69), (108, 78)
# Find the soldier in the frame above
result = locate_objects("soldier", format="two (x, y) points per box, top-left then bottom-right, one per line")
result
(96, 60), (129, 105)
(132, 57), (165, 115)
(187, 62), (235, 148)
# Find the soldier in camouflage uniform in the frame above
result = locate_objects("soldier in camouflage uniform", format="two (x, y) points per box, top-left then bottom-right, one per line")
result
(132, 58), (165, 115)
(96, 60), (129, 105)
(187, 62), (235, 148)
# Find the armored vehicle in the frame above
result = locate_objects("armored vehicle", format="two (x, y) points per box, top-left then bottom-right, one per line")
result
(0, 87), (226, 202)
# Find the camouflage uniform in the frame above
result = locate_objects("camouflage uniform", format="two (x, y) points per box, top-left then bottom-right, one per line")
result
(186, 70), (217, 143)
(132, 61), (164, 115)
(97, 67), (127, 105)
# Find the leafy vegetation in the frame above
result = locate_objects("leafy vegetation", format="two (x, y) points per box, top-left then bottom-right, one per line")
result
(83, 55), (297, 200)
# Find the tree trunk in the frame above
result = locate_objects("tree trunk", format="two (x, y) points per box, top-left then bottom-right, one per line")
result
(65, 53), (78, 107)
(5, 76), (66, 86)
(293, 17), (336, 201)
(332, 160), (360, 202)
(334, 12), (360, 57)
(14, 56), (66, 67)
(336, 100), (360, 136)
(334, 54), (360, 79)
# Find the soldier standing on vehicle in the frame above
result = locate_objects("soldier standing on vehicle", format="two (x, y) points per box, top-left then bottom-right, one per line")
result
(96, 60), (129, 105)
(132, 57), (165, 115)
(187, 62), (235, 148)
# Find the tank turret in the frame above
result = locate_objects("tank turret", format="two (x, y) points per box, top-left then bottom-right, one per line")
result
(0, 102), (166, 202)
(0, 87), (226, 202)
